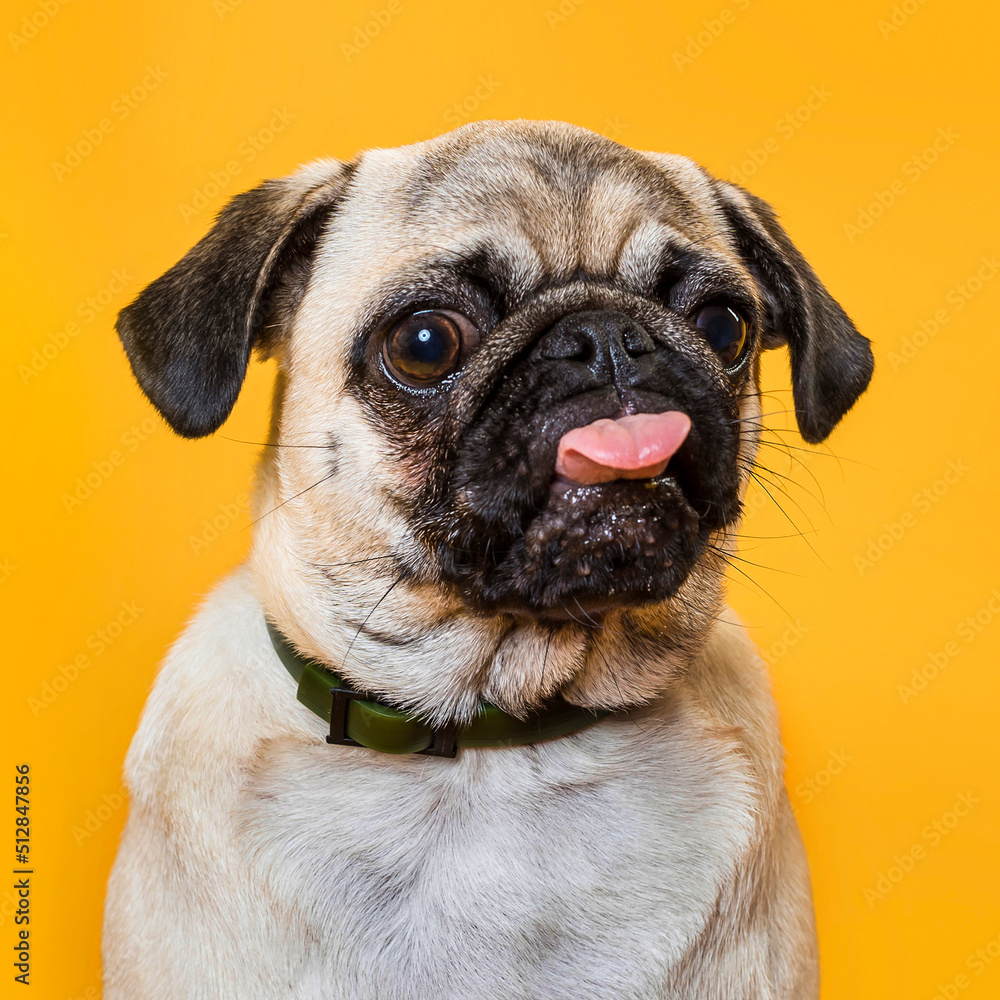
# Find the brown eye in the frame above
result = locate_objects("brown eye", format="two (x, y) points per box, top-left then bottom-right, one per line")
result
(694, 304), (749, 368)
(382, 310), (478, 386)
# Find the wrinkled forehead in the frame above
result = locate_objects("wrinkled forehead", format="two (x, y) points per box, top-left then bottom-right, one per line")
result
(330, 121), (734, 288)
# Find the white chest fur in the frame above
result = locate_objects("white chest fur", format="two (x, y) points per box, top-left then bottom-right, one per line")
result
(103, 570), (815, 1000)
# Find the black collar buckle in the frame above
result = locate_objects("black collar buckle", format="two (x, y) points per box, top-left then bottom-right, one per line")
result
(326, 683), (458, 758)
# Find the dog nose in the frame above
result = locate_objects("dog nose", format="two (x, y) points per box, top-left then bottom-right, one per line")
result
(535, 310), (656, 384)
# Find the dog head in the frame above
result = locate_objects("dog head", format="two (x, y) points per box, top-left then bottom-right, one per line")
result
(118, 121), (872, 722)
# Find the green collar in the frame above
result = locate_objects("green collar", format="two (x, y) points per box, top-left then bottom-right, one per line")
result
(266, 619), (610, 757)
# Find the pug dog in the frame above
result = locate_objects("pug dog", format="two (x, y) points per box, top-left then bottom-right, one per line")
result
(103, 119), (872, 1000)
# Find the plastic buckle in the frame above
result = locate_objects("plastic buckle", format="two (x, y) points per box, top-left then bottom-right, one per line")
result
(326, 684), (458, 758)
(326, 684), (368, 748)
(418, 723), (458, 758)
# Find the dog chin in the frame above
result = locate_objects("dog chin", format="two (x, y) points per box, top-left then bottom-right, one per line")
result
(442, 474), (708, 621)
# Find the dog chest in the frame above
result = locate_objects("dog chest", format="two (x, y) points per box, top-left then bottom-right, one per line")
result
(232, 706), (760, 999)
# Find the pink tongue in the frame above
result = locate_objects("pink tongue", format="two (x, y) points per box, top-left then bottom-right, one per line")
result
(555, 411), (691, 485)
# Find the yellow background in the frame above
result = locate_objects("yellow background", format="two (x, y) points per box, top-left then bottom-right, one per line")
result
(3, 0), (998, 996)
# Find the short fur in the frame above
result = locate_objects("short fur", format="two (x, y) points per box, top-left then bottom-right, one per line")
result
(105, 120), (872, 999)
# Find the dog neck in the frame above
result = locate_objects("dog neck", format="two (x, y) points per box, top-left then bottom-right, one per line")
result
(266, 617), (612, 757)
(251, 558), (719, 730)
(248, 434), (729, 729)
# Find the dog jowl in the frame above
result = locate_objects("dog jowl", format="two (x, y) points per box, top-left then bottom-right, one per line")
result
(106, 120), (872, 1000)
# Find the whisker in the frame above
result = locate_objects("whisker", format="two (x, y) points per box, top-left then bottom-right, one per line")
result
(572, 595), (604, 629)
(312, 554), (400, 570)
(221, 435), (337, 450)
(594, 642), (646, 734)
(249, 471), (338, 528)
(731, 408), (794, 425)
(749, 465), (829, 518)
(757, 388), (795, 405)
(663, 590), (729, 626)
(706, 543), (802, 577)
(540, 626), (554, 691)
(754, 441), (829, 498)
(339, 574), (407, 675)
(747, 472), (831, 572)
(705, 556), (794, 617)
(735, 530), (818, 541)
(560, 602), (600, 630)
(756, 431), (874, 469)
(749, 469), (827, 532)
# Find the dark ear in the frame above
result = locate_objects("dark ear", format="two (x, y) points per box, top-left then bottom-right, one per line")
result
(117, 159), (354, 438)
(715, 181), (873, 443)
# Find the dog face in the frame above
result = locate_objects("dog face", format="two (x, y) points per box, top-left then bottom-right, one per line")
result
(118, 121), (872, 721)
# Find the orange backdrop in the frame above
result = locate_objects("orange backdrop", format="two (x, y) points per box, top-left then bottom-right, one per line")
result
(3, 1), (998, 997)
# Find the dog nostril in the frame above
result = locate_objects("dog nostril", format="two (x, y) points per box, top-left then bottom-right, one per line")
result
(622, 324), (655, 357)
(539, 328), (592, 361)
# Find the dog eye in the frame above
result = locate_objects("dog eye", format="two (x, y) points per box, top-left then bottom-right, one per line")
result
(694, 305), (749, 368)
(382, 310), (479, 386)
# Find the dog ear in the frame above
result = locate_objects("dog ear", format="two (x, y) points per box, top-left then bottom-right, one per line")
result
(714, 181), (874, 443)
(117, 159), (354, 438)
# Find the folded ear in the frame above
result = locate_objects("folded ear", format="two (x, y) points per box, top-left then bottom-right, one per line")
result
(117, 159), (354, 438)
(714, 181), (874, 443)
